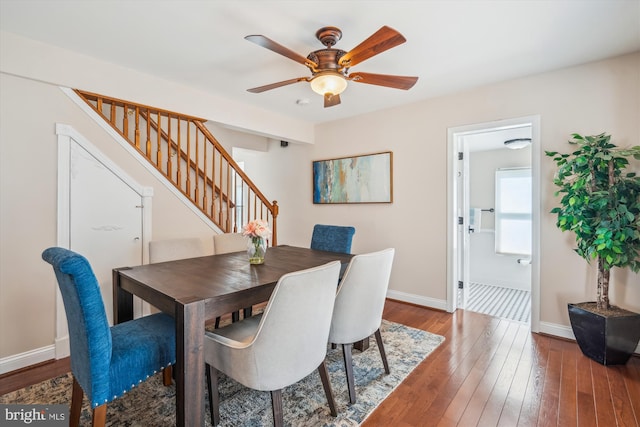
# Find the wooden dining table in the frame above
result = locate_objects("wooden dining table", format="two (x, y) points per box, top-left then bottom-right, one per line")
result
(112, 245), (354, 426)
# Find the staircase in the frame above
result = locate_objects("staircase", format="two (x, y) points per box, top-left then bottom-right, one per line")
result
(74, 89), (278, 244)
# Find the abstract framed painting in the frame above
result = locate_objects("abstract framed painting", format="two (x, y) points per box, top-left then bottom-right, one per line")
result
(312, 151), (393, 204)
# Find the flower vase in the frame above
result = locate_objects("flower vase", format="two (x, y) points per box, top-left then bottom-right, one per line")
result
(247, 236), (267, 264)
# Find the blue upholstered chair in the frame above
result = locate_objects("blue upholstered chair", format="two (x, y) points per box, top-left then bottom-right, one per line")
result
(310, 224), (356, 254)
(42, 247), (176, 427)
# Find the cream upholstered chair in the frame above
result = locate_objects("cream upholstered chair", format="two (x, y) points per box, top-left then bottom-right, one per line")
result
(213, 232), (247, 254)
(204, 261), (341, 427)
(328, 248), (395, 404)
(149, 237), (212, 263)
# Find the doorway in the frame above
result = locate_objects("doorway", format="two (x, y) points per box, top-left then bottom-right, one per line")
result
(447, 116), (541, 332)
(55, 124), (153, 357)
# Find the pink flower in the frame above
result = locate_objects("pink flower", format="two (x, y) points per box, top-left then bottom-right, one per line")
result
(242, 219), (272, 239)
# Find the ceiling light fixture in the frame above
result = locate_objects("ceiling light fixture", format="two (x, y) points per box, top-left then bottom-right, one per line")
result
(504, 138), (532, 150)
(310, 71), (348, 97)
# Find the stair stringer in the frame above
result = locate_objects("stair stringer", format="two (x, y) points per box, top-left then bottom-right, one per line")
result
(60, 86), (223, 234)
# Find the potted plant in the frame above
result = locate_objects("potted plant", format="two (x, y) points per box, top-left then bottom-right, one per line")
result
(546, 133), (640, 365)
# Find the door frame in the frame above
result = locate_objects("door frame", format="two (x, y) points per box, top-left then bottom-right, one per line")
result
(55, 123), (153, 358)
(446, 115), (541, 332)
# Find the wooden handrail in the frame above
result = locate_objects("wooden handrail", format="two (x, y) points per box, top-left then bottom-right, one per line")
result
(139, 110), (233, 207)
(75, 89), (210, 121)
(74, 89), (278, 245)
(193, 122), (274, 210)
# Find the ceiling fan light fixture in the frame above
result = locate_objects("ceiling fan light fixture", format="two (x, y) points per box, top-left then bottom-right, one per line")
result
(310, 71), (348, 96)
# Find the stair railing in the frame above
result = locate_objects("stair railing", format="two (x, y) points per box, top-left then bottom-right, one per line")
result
(74, 89), (278, 245)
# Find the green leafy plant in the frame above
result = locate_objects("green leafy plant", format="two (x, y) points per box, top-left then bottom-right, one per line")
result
(546, 133), (640, 310)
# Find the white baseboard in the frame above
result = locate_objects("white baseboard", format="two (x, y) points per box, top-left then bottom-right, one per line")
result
(387, 290), (640, 356)
(386, 289), (448, 311)
(0, 345), (56, 375)
(55, 335), (70, 359)
(539, 321), (575, 340)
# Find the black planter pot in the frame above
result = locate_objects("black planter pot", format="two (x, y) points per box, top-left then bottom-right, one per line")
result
(568, 302), (640, 365)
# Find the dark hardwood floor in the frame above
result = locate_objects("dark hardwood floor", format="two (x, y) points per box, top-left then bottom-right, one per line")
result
(0, 355), (70, 396)
(1, 300), (638, 426)
(365, 300), (640, 427)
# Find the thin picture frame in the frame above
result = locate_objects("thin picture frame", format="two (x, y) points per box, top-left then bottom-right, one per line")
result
(312, 151), (393, 204)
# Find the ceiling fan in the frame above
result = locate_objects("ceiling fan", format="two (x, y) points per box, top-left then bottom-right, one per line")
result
(245, 26), (419, 108)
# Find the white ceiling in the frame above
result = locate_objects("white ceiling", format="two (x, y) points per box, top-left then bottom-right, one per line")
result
(1, 0), (639, 124)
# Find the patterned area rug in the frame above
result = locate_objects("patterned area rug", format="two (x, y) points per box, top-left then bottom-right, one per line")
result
(1, 320), (444, 426)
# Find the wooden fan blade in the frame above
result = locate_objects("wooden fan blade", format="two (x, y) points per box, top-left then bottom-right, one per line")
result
(339, 26), (406, 68)
(247, 77), (309, 93)
(245, 35), (318, 68)
(324, 93), (341, 108)
(348, 72), (418, 90)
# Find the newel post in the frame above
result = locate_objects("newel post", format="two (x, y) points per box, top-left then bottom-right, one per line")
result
(271, 201), (279, 246)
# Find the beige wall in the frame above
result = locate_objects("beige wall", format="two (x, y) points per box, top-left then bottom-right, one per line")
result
(239, 52), (640, 329)
(0, 75), (216, 359)
(0, 31), (315, 145)
(1, 42), (639, 366)
(320, 52), (640, 326)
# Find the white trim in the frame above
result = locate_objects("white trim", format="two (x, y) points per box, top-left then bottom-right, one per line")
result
(529, 117), (542, 334)
(55, 123), (152, 198)
(447, 115), (541, 333)
(55, 132), (71, 358)
(0, 346), (56, 375)
(60, 87), (221, 232)
(388, 292), (640, 356)
(446, 135), (457, 313)
(54, 335), (70, 359)
(386, 290), (448, 311)
(140, 193), (153, 317)
(55, 123), (154, 358)
(539, 321), (575, 340)
(385, 292), (640, 355)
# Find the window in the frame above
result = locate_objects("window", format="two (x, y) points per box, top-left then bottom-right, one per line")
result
(495, 168), (532, 255)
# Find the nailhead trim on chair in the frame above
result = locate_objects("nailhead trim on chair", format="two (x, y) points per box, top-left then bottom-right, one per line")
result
(91, 365), (171, 407)
(42, 247), (177, 418)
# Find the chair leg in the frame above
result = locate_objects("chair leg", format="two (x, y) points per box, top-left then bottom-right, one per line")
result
(232, 311), (240, 322)
(270, 389), (284, 427)
(70, 377), (83, 426)
(341, 343), (356, 404)
(317, 360), (337, 417)
(374, 328), (390, 374)
(91, 404), (107, 427)
(243, 306), (253, 319)
(162, 365), (173, 386)
(206, 364), (220, 426)
(214, 316), (221, 329)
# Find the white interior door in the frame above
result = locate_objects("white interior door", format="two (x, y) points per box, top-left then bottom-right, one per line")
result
(447, 116), (541, 332)
(56, 124), (153, 358)
(69, 142), (143, 326)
